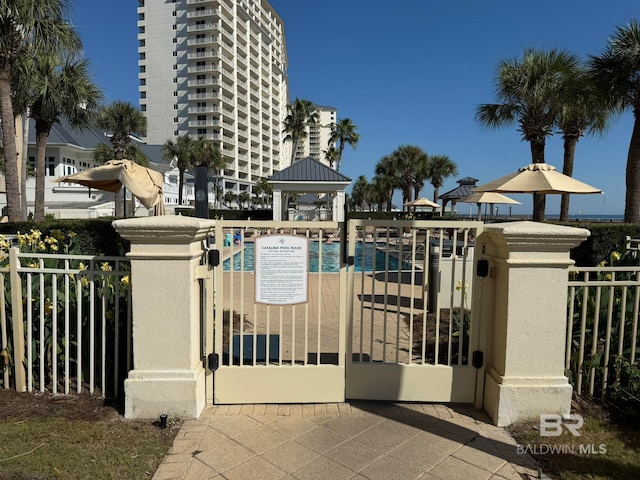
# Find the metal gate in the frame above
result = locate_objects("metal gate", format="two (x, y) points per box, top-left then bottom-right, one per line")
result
(344, 219), (483, 403)
(206, 218), (484, 404)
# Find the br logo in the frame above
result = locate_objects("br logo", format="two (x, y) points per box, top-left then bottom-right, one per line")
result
(539, 414), (583, 437)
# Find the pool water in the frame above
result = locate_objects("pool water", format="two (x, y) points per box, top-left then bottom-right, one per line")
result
(223, 241), (410, 272)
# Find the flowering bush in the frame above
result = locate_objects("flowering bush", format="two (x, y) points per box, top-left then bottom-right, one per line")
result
(0, 229), (130, 396)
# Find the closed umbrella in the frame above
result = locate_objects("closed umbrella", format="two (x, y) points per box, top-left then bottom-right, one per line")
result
(54, 159), (166, 215)
(457, 192), (520, 220)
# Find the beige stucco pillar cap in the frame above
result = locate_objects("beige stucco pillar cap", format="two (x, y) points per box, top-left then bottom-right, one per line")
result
(481, 221), (590, 256)
(113, 215), (216, 245)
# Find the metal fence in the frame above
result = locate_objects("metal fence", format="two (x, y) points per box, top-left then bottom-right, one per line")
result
(0, 248), (131, 397)
(567, 264), (640, 399)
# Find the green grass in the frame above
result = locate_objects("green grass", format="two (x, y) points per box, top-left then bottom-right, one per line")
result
(0, 417), (179, 480)
(509, 412), (640, 479)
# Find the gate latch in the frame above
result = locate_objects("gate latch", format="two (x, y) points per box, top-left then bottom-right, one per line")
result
(208, 249), (220, 267)
(208, 353), (219, 371)
(472, 351), (484, 369)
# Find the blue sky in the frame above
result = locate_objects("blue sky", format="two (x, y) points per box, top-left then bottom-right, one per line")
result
(72, 1), (639, 217)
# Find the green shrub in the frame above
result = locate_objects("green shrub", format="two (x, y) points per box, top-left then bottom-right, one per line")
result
(608, 357), (640, 423)
(0, 218), (127, 256)
(560, 221), (640, 267)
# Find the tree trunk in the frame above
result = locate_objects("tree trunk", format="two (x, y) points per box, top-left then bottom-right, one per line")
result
(560, 136), (578, 222)
(530, 138), (547, 222)
(34, 127), (49, 221)
(178, 168), (185, 205)
(0, 67), (23, 221)
(21, 112), (29, 219)
(624, 106), (640, 223)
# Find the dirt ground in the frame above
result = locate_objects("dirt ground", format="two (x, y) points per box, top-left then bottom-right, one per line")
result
(0, 389), (123, 422)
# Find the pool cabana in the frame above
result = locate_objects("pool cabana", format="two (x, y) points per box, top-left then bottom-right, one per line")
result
(268, 157), (351, 222)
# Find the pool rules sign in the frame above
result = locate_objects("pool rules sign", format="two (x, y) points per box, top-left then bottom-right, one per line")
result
(255, 235), (309, 305)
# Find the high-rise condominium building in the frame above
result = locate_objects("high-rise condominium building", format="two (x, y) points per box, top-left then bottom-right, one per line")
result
(292, 105), (337, 165)
(137, 0), (288, 203)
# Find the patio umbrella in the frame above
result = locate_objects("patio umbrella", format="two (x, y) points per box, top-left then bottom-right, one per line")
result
(54, 159), (166, 215)
(457, 192), (520, 220)
(473, 163), (602, 195)
(403, 197), (441, 209)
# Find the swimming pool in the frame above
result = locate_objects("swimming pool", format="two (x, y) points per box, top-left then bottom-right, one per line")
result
(223, 241), (411, 272)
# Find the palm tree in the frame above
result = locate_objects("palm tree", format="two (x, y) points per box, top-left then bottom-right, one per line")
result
(389, 145), (429, 209)
(162, 135), (194, 206)
(322, 146), (339, 169)
(369, 175), (393, 212)
(556, 67), (612, 221)
(426, 155), (458, 204)
(0, 0), (80, 221)
(282, 98), (318, 163)
(476, 48), (580, 221)
(253, 176), (273, 209)
(350, 175), (369, 211)
(96, 101), (147, 160)
(13, 55), (102, 220)
(224, 191), (237, 208)
(96, 101), (148, 215)
(374, 155), (400, 212)
(238, 191), (250, 209)
(590, 19), (640, 223)
(328, 118), (360, 171)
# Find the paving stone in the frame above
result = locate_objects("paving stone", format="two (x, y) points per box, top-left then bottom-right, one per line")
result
(427, 456), (493, 480)
(266, 416), (319, 438)
(222, 455), (287, 480)
(295, 425), (350, 454)
(324, 439), (382, 472)
(322, 415), (383, 438)
(261, 440), (319, 473)
(358, 454), (424, 480)
(292, 455), (356, 480)
(233, 424), (289, 454)
(209, 415), (262, 438)
(194, 439), (255, 473)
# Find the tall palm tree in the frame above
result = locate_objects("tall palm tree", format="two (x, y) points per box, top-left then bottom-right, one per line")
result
(0, 0), (80, 221)
(556, 67), (612, 221)
(590, 19), (640, 223)
(282, 98), (318, 163)
(13, 55), (102, 220)
(476, 48), (580, 221)
(328, 118), (360, 171)
(96, 101), (147, 160)
(162, 135), (194, 205)
(426, 155), (458, 204)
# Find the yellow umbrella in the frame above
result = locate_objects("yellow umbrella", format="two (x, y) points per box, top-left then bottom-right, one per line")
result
(54, 159), (166, 215)
(403, 197), (441, 209)
(458, 192), (520, 220)
(473, 163), (602, 195)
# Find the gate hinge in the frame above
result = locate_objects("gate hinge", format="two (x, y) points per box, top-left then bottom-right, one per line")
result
(472, 351), (484, 369)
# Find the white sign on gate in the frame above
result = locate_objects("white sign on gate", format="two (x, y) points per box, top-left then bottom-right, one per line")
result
(255, 235), (308, 305)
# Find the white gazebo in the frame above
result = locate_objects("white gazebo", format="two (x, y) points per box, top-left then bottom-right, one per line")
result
(267, 157), (351, 221)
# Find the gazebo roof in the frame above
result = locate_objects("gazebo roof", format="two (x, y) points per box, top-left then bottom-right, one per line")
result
(439, 177), (480, 202)
(268, 157), (351, 183)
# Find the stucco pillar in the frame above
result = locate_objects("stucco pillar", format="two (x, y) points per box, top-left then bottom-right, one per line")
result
(113, 216), (216, 419)
(477, 221), (589, 426)
(272, 189), (282, 221)
(334, 191), (345, 222)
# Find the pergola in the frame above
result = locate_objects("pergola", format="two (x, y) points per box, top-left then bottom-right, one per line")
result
(267, 157), (351, 221)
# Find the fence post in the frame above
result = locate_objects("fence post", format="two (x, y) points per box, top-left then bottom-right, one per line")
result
(113, 216), (215, 419)
(9, 247), (25, 392)
(476, 221), (589, 426)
